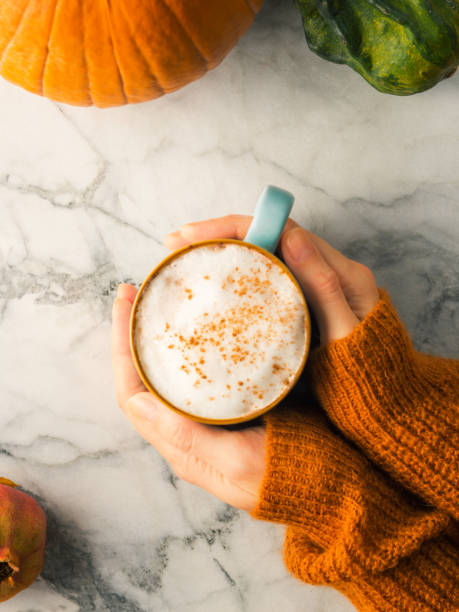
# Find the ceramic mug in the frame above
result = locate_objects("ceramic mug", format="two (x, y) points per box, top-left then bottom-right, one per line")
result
(130, 186), (311, 425)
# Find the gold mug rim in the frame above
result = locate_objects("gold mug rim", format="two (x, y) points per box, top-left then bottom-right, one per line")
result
(129, 238), (311, 425)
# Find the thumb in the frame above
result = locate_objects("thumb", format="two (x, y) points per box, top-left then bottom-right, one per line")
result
(281, 227), (359, 344)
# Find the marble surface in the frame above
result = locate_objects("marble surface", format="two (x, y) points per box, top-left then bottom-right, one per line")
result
(1, 0), (458, 610)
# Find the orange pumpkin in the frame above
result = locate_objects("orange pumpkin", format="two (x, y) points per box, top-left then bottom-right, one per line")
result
(0, 478), (46, 602)
(0, 0), (264, 107)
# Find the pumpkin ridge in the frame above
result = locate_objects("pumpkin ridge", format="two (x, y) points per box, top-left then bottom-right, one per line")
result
(0, 0), (262, 106)
(318, 0), (369, 67)
(0, 2), (30, 70)
(157, 0), (209, 69)
(101, 0), (128, 105)
(41, 0), (61, 97)
(81, 0), (95, 106)
(114, 0), (165, 98)
(365, 0), (457, 65)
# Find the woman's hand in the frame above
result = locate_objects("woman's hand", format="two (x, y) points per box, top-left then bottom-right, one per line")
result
(112, 284), (266, 512)
(166, 215), (379, 345)
(111, 215), (380, 512)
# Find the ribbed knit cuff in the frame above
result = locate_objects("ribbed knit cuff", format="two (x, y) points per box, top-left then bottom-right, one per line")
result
(307, 289), (459, 518)
(250, 405), (449, 584)
(338, 527), (459, 612)
(308, 289), (418, 416)
(251, 407), (356, 542)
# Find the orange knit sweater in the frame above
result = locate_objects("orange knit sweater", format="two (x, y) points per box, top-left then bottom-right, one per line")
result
(251, 290), (459, 611)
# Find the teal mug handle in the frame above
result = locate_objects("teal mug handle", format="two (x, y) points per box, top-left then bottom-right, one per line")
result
(244, 185), (294, 253)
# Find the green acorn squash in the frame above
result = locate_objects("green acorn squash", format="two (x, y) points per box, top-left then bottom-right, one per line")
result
(296, 0), (459, 95)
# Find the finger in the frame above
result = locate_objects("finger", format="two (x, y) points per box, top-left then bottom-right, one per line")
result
(281, 227), (359, 343)
(126, 393), (265, 510)
(127, 393), (239, 471)
(117, 283), (137, 303)
(111, 284), (146, 408)
(164, 215), (252, 249)
(307, 234), (379, 319)
(164, 214), (298, 250)
(111, 284), (137, 359)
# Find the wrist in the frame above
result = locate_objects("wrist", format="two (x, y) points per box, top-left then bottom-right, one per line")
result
(251, 406), (363, 548)
(307, 289), (418, 437)
(251, 404), (451, 584)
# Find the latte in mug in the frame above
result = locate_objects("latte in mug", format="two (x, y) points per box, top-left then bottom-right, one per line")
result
(131, 240), (309, 423)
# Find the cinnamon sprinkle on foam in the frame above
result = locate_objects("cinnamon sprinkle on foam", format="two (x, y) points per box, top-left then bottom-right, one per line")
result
(134, 243), (307, 420)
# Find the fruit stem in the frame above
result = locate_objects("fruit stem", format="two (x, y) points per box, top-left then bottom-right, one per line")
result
(0, 478), (19, 488)
(0, 562), (15, 582)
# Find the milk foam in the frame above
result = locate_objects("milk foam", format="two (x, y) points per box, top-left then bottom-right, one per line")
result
(134, 243), (308, 420)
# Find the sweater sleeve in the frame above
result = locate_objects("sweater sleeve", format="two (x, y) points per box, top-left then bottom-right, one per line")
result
(251, 406), (458, 612)
(285, 527), (459, 612)
(307, 289), (459, 520)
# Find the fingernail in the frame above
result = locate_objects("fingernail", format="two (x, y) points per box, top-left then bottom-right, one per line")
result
(179, 224), (195, 239)
(284, 228), (315, 263)
(164, 230), (180, 242)
(128, 394), (158, 423)
(116, 283), (130, 299)
(117, 284), (137, 303)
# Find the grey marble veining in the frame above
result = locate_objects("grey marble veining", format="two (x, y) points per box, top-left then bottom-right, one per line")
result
(1, 0), (458, 610)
